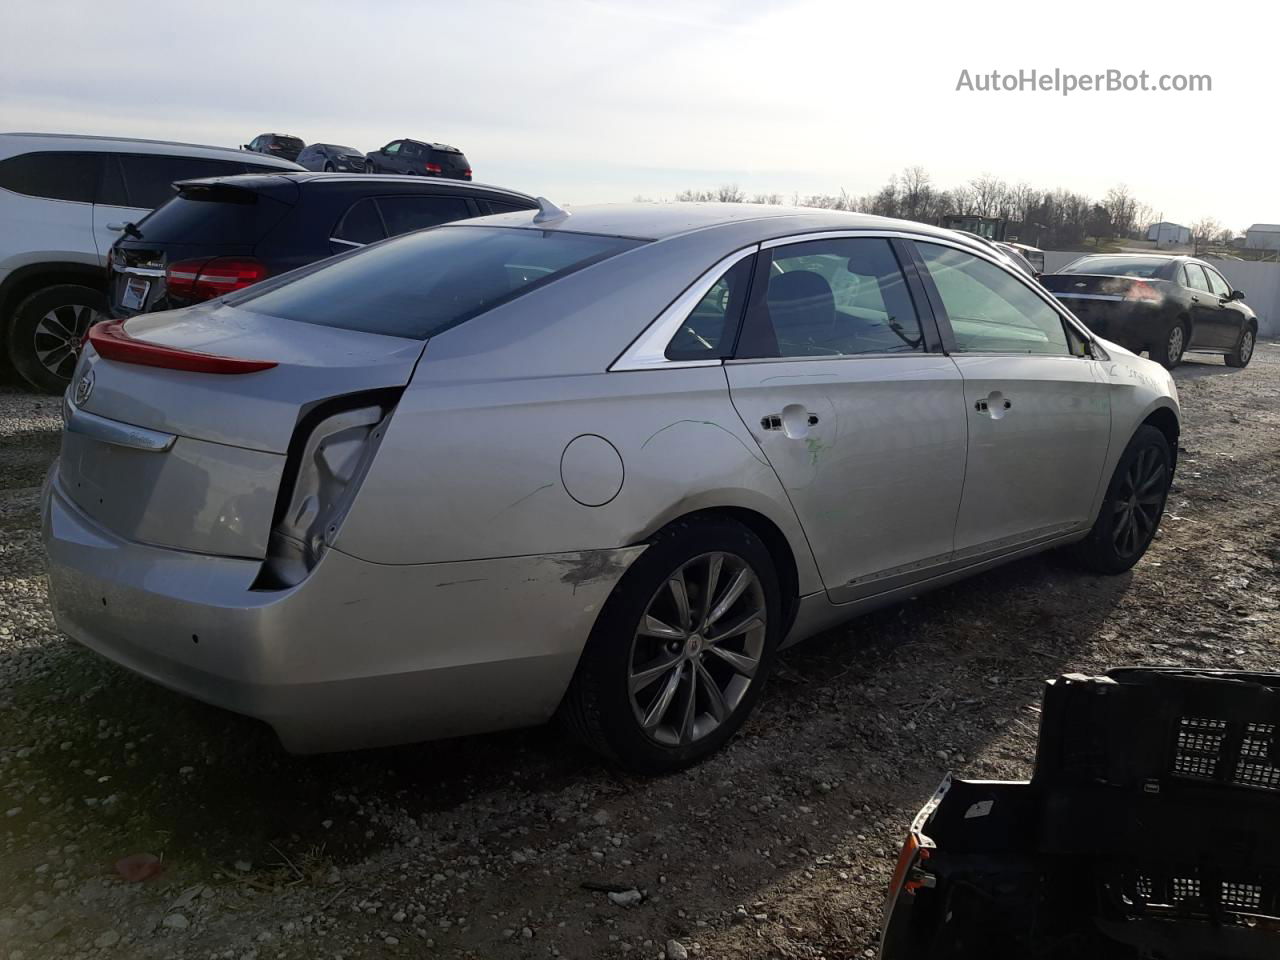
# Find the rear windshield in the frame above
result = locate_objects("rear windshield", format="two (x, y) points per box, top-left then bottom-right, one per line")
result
(276, 137), (304, 150)
(131, 186), (291, 244)
(1062, 257), (1168, 278)
(235, 226), (642, 340)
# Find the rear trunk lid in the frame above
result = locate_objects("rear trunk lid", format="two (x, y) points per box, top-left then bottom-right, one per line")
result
(60, 304), (422, 559)
(1041, 273), (1170, 335)
(429, 145), (471, 179)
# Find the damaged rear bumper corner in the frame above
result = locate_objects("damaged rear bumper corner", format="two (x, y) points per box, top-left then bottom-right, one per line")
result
(42, 474), (645, 752)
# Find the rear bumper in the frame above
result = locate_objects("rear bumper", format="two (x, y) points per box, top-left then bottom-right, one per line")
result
(42, 468), (643, 752)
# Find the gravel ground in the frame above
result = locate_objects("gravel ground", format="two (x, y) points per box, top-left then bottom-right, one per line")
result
(2, 347), (1279, 960)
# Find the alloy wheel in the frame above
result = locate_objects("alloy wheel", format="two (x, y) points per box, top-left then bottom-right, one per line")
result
(1241, 330), (1255, 364)
(34, 304), (99, 381)
(1167, 325), (1185, 363)
(628, 552), (767, 747)
(1111, 445), (1166, 559)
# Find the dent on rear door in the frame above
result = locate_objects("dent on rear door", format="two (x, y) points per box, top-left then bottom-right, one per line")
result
(724, 356), (967, 603)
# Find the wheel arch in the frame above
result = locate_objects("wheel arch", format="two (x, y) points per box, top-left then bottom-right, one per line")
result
(1, 262), (107, 334)
(638, 505), (804, 638)
(1141, 404), (1180, 475)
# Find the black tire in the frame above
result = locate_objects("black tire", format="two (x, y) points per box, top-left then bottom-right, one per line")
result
(323, 161), (335, 172)
(1149, 318), (1188, 369)
(560, 516), (782, 774)
(1068, 425), (1172, 575)
(1226, 323), (1256, 368)
(7, 284), (107, 393)
(364, 160), (375, 173)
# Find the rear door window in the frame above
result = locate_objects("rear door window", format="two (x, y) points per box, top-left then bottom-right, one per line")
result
(332, 198), (386, 246)
(0, 151), (100, 203)
(1183, 263), (1211, 292)
(737, 237), (925, 358)
(377, 196), (473, 236)
(916, 242), (1070, 356)
(237, 226), (642, 340)
(485, 199), (534, 214)
(115, 154), (246, 209)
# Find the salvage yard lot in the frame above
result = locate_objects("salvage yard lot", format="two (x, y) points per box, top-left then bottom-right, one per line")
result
(2, 350), (1279, 960)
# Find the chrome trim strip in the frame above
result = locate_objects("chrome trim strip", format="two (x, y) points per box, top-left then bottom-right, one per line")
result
(609, 244), (758, 372)
(66, 405), (175, 452)
(328, 237), (365, 249)
(111, 263), (165, 278)
(1053, 292), (1125, 302)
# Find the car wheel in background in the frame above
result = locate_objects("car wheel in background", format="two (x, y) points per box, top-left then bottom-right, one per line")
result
(323, 161), (334, 172)
(1226, 323), (1256, 368)
(364, 160), (375, 173)
(1150, 319), (1188, 369)
(7, 284), (106, 393)
(561, 516), (782, 773)
(1067, 424), (1171, 575)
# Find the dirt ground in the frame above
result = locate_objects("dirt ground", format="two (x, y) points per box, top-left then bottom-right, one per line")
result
(2, 347), (1278, 960)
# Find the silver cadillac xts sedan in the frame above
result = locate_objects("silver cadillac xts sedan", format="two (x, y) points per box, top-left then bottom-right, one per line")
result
(42, 202), (1180, 772)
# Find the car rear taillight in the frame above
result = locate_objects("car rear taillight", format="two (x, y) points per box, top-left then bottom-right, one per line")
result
(424, 162), (442, 174)
(462, 168), (472, 178)
(166, 257), (268, 303)
(1124, 281), (1162, 303)
(87, 321), (277, 374)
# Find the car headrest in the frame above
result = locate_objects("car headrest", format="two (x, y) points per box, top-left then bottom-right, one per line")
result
(767, 270), (835, 332)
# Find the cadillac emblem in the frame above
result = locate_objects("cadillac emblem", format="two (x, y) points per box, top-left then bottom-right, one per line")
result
(74, 369), (94, 406)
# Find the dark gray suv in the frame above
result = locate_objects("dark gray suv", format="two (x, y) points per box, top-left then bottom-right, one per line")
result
(364, 139), (471, 180)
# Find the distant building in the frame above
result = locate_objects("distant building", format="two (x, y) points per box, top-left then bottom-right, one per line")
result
(1245, 224), (1280, 251)
(1147, 221), (1191, 247)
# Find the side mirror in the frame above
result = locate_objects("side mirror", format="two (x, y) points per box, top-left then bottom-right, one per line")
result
(1230, 289), (1246, 301)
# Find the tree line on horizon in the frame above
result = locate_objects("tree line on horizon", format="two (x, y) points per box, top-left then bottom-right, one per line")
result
(657, 168), (1233, 250)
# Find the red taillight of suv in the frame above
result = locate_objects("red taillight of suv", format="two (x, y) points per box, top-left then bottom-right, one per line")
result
(424, 162), (442, 174)
(463, 168), (472, 178)
(166, 257), (268, 303)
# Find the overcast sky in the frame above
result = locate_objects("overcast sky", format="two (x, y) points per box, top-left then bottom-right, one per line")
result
(3, 0), (1276, 232)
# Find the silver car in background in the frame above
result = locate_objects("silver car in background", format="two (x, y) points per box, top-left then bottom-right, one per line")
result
(42, 203), (1180, 773)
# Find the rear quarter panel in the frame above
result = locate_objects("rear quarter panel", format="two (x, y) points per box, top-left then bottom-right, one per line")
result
(333, 364), (823, 597)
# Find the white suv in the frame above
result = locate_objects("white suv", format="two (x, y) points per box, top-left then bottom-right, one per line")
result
(0, 133), (302, 392)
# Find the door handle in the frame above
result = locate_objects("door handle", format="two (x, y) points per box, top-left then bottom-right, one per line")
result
(761, 413), (819, 431)
(1191, 296), (1200, 303)
(974, 393), (1012, 419)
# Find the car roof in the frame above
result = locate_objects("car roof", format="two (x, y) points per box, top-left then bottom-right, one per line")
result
(173, 171), (535, 203)
(0, 131), (301, 169)
(401, 139), (463, 152)
(463, 201), (994, 247)
(1072, 253), (1182, 261)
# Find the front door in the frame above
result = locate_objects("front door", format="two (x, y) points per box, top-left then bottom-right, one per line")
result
(1202, 264), (1246, 349)
(912, 240), (1111, 560)
(725, 235), (968, 603)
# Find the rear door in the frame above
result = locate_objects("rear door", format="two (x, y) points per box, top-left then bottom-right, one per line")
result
(724, 235), (968, 603)
(912, 240), (1110, 560)
(0, 150), (100, 257)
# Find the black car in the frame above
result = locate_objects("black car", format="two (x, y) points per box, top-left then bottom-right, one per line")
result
(107, 174), (535, 317)
(1041, 254), (1257, 369)
(243, 133), (305, 163)
(365, 139), (471, 180)
(296, 143), (365, 172)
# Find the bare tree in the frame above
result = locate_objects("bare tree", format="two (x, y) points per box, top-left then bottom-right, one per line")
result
(715, 184), (745, 203)
(1190, 216), (1222, 244)
(1103, 185), (1139, 239)
(969, 174), (1007, 217)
